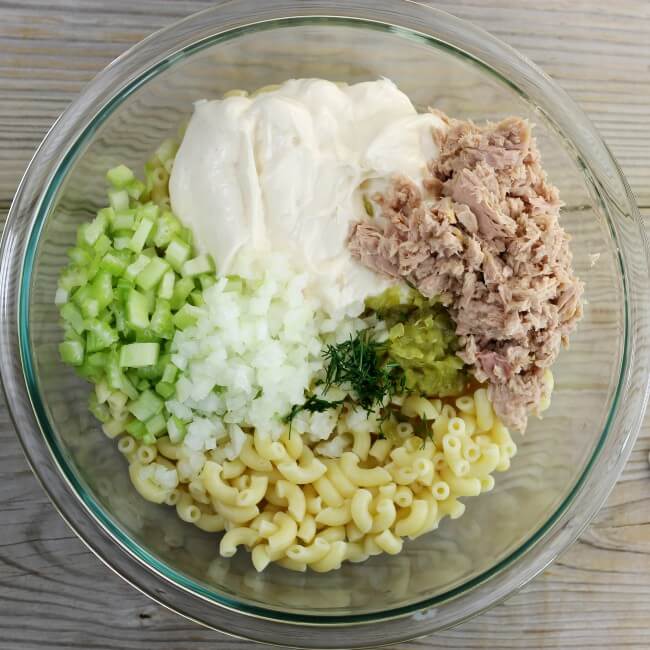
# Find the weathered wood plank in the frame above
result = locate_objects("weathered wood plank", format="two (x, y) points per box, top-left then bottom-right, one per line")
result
(1, 1), (649, 649)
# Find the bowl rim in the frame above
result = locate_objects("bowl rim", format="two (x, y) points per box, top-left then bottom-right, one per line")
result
(2, 0), (649, 646)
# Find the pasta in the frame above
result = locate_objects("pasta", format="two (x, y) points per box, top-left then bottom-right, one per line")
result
(116, 385), (523, 573)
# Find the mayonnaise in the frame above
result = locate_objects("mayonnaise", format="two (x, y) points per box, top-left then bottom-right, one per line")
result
(169, 78), (447, 318)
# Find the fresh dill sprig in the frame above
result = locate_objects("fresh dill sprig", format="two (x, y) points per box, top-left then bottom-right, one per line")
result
(282, 394), (345, 426)
(322, 329), (405, 414)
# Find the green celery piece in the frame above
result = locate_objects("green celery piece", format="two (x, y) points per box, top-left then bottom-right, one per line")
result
(188, 290), (204, 307)
(126, 178), (146, 200)
(136, 257), (169, 291)
(138, 203), (160, 222)
(124, 254), (151, 282)
(106, 164), (135, 189)
(178, 226), (193, 246)
(92, 270), (113, 310)
(129, 218), (154, 254)
(155, 381), (175, 399)
(73, 286), (100, 320)
(100, 251), (128, 276)
(83, 211), (109, 246)
(88, 392), (111, 423)
(86, 351), (109, 368)
(167, 415), (187, 444)
(95, 379), (111, 404)
(164, 237), (190, 271)
(59, 340), (84, 366)
(58, 266), (88, 292)
(106, 353), (139, 401)
(198, 274), (216, 290)
(60, 302), (86, 334)
(126, 289), (150, 330)
(161, 363), (178, 384)
(111, 210), (136, 232)
(126, 419), (146, 438)
(172, 304), (202, 330)
(145, 412), (167, 436)
(170, 276), (195, 310)
(142, 432), (157, 445)
(119, 342), (160, 368)
(137, 378), (151, 391)
(158, 270), (175, 300)
(86, 319), (118, 352)
(181, 254), (215, 278)
(150, 299), (173, 339)
(113, 236), (132, 251)
(67, 246), (92, 266)
(128, 389), (164, 422)
(108, 188), (130, 212)
(94, 233), (111, 257)
(156, 139), (178, 165)
(153, 211), (182, 248)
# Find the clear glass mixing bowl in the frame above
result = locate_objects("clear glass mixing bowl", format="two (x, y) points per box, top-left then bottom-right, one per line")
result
(1, 1), (649, 647)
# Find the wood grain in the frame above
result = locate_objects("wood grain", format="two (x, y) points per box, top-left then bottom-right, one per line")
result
(1, 1), (649, 648)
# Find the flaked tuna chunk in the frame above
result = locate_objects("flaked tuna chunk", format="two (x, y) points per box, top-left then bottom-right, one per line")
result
(348, 114), (583, 431)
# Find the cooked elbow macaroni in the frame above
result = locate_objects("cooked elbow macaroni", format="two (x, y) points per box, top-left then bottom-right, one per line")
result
(116, 386), (523, 573)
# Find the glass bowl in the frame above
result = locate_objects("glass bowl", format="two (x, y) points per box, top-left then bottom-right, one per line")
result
(1, 1), (649, 647)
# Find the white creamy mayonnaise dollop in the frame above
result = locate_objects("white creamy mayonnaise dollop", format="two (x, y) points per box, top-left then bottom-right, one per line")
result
(169, 78), (448, 318)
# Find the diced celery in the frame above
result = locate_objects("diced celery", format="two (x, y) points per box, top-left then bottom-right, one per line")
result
(172, 304), (202, 330)
(124, 254), (151, 282)
(136, 257), (169, 291)
(155, 381), (175, 399)
(59, 340), (84, 366)
(86, 320), (118, 352)
(126, 289), (150, 330)
(94, 233), (111, 257)
(178, 226), (193, 245)
(119, 342), (160, 368)
(126, 419), (146, 438)
(128, 389), (164, 422)
(107, 390), (128, 413)
(170, 277), (195, 310)
(145, 412), (167, 436)
(106, 353), (139, 401)
(113, 236), (132, 251)
(107, 164), (135, 188)
(55, 287), (69, 306)
(158, 270), (175, 300)
(95, 379), (111, 404)
(89, 392), (111, 423)
(60, 302), (86, 334)
(58, 267), (88, 291)
(67, 246), (92, 266)
(111, 210), (136, 232)
(126, 178), (146, 200)
(198, 274), (216, 290)
(73, 286), (100, 320)
(137, 378), (151, 391)
(153, 211), (182, 248)
(108, 188), (130, 212)
(92, 270), (113, 310)
(138, 202), (159, 222)
(129, 218), (154, 254)
(103, 417), (128, 438)
(100, 251), (128, 276)
(150, 299), (173, 339)
(164, 237), (190, 271)
(86, 351), (109, 368)
(161, 363), (178, 384)
(181, 254), (214, 277)
(83, 211), (109, 246)
(156, 139), (178, 165)
(142, 432), (157, 446)
(188, 290), (204, 307)
(167, 415), (187, 444)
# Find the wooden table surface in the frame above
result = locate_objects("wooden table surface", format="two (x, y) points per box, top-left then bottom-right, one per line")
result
(1, 1), (649, 648)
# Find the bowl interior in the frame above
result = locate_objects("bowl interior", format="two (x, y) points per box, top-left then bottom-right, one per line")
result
(24, 19), (623, 618)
